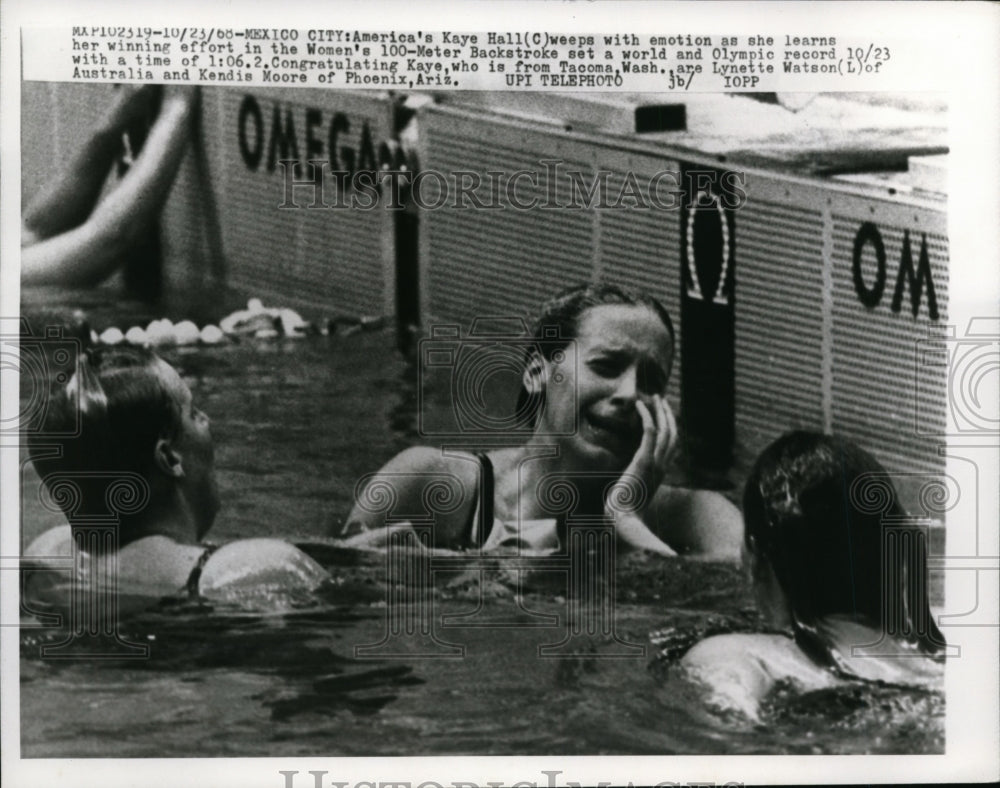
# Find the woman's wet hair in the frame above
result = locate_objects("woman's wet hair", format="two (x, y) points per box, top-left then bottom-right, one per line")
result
(743, 431), (946, 669)
(28, 346), (183, 521)
(514, 283), (676, 426)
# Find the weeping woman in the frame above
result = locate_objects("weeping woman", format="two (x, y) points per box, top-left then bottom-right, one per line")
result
(339, 283), (743, 559)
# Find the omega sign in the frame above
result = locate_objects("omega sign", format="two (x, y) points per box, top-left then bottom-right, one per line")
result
(684, 188), (733, 306)
(236, 94), (401, 180)
(852, 221), (940, 321)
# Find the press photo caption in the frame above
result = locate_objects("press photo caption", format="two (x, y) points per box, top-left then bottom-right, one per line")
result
(25, 27), (914, 91)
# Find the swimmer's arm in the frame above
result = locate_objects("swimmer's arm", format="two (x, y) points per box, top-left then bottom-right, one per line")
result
(609, 510), (678, 557)
(338, 446), (475, 547)
(21, 87), (197, 287)
(645, 487), (743, 560)
(336, 522), (432, 551)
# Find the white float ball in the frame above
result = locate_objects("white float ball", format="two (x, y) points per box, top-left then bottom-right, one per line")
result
(124, 326), (148, 345)
(99, 327), (124, 345)
(173, 320), (200, 346)
(200, 325), (225, 345)
(146, 319), (175, 346)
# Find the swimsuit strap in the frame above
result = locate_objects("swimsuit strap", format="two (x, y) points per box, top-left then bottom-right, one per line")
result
(464, 453), (494, 549)
(185, 543), (219, 599)
(479, 453), (495, 547)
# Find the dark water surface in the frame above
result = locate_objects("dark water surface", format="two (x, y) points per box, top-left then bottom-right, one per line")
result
(18, 286), (944, 756)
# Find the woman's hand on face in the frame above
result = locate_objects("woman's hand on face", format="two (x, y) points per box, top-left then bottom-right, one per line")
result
(630, 393), (677, 497)
(604, 394), (678, 556)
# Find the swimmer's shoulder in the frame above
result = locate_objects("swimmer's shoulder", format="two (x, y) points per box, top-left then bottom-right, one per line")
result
(681, 633), (836, 718)
(198, 538), (327, 598)
(683, 631), (803, 666)
(24, 525), (73, 559)
(380, 445), (481, 479)
(648, 487), (743, 560)
(348, 446), (482, 545)
(682, 632), (785, 685)
(22, 527), (197, 590)
(23, 532), (203, 613)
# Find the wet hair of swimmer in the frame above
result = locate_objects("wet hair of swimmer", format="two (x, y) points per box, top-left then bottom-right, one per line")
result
(743, 431), (947, 669)
(513, 283), (677, 429)
(28, 346), (184, 525)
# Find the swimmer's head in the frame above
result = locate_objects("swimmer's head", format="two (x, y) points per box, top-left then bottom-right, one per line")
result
(515, 283), (676, 439)
(29, 346), (219, 543)
(743, 431), (944, 655)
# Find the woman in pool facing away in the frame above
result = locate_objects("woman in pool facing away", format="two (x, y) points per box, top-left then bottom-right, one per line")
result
(339, 283), (742, 559)
(24, 346), (327, 615)
(680, 432), (946, 719)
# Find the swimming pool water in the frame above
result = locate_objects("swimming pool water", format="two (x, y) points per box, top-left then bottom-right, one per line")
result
(17, 286), (945, 757)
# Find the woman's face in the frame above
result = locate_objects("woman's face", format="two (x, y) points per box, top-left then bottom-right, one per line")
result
(159, 360), (220, 539)
(538, 304), (673, 469)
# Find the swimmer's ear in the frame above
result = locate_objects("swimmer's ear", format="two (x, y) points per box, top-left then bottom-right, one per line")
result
(153, 437), (185, 479)
(522, 352), (546, 395)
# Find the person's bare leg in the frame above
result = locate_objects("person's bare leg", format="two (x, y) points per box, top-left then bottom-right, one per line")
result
(22, 86), (197, 287)
(22, 85), (162, 242)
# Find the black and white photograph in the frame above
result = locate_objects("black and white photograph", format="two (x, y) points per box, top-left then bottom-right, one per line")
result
(2, 2), (998, 786)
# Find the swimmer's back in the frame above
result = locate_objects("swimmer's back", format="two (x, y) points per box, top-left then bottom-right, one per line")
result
(22, 526), (327, 613)
(198, 538), (328, 602)
(120, 537), (328, 602)
(680, 625), (943, 719)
